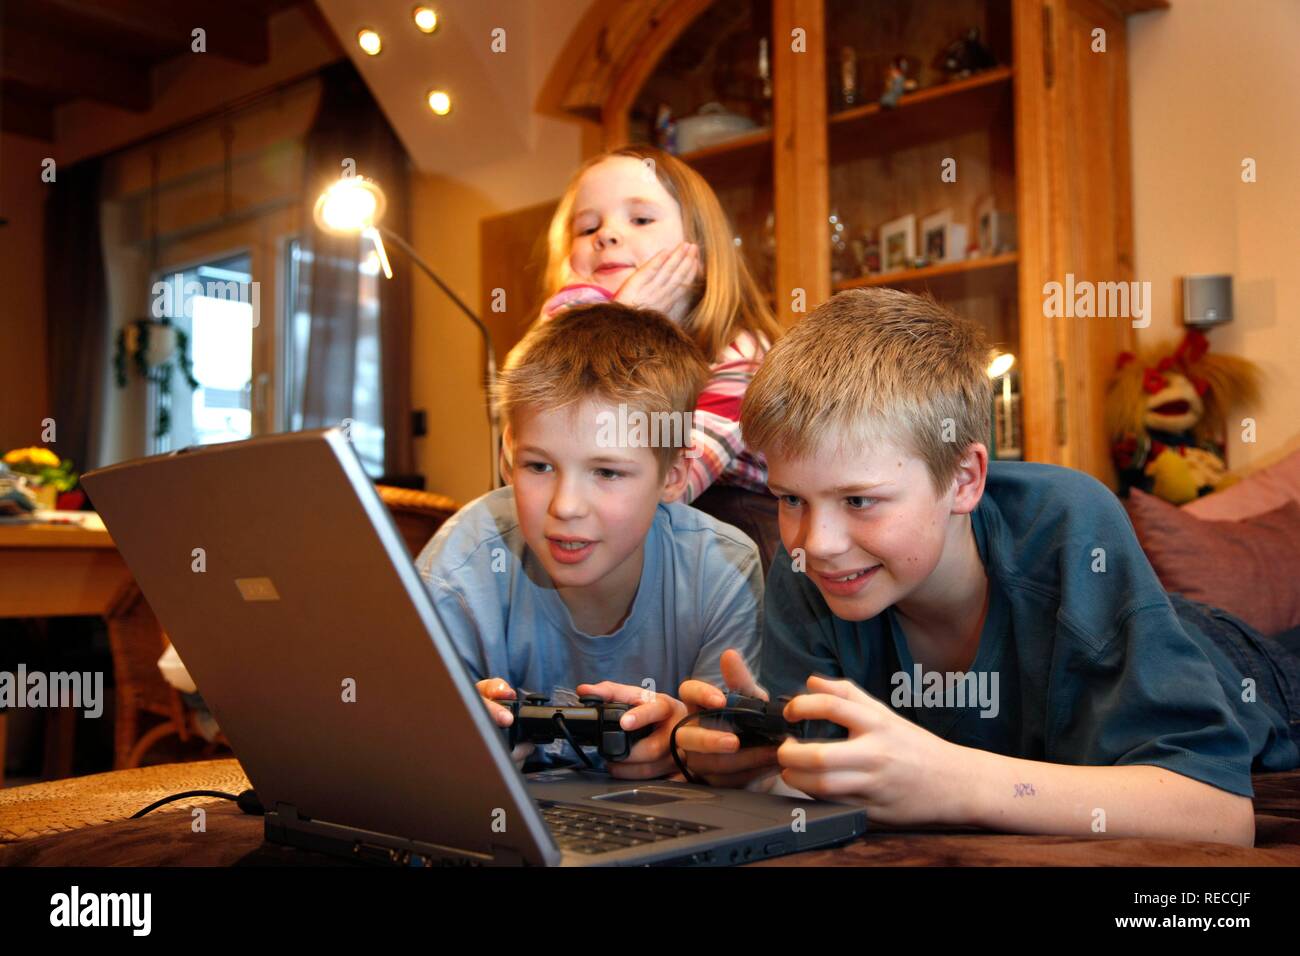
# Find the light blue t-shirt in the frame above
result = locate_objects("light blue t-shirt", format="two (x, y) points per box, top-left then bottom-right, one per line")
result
(415, 486), (763, 709)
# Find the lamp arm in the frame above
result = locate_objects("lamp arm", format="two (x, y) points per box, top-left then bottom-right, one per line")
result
(375, 224), (502, 489)
(376, 227), (495, 367)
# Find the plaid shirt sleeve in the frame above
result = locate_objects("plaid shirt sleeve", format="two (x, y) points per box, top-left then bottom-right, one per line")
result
(683, 331), (771, 503)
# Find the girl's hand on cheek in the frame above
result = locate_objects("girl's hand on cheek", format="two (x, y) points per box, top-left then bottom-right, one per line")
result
(776, 675), (972, 827)
(614, 242), (700, 320)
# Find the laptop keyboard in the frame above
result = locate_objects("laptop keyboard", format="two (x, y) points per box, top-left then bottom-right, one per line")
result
(539, 801), (717, 856)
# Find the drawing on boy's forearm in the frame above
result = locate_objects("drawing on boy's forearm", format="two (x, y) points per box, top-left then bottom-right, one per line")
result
(1013, 783), (1036, 797)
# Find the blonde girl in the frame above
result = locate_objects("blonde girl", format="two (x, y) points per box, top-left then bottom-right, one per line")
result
(511, 147), (783, 565)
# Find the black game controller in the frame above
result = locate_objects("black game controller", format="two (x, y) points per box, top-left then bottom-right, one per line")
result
(698, 692), (807, 747)
(502, 694), (652, 761)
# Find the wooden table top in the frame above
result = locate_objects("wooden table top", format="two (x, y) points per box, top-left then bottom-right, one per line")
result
(0, 514), (131, 619)
(0, 522), (116, 549)
(4, 760), (1300, 867)
(6, 799), (1300, 867)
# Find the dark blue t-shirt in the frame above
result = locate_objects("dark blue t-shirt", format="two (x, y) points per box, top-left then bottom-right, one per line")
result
(760, 461), (1299, 798)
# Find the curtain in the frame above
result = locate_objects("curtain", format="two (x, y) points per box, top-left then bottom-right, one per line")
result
(298, 61), (414, 480)
(44, 159), (108, 475)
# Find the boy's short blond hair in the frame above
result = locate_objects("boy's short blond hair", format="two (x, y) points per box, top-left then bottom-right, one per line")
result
(494, 303), (710, 476)
(740, 288), (992, 491)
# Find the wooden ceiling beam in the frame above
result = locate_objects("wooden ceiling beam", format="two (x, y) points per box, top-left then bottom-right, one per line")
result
(30, 0), (271, 66)
(0, 23), (152, 112)
(0, 86), (56, 140)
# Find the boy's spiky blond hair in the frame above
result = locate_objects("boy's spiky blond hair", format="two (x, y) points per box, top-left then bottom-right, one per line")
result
(741, 288), (992, 491)
(493, 302), (710, 476)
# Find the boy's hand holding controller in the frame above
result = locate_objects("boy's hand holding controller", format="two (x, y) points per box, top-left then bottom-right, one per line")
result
(611, 242), (700, 322)
(475, 677), (534, 768)
(676, 649), (782, 790)
(779, 676), (972, 827)
(679, 658), (971, 820)
(574, 680), (688, 780)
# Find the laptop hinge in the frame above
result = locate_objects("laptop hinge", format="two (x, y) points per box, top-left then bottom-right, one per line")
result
(266, 803), (527, 866)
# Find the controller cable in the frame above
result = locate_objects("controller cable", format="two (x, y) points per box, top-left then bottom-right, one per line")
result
(668, 707), (745, 785)
(132, 788), (264, 818)
(550, 713), (598, 770)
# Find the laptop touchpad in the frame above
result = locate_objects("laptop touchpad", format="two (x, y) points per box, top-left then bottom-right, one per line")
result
(592, 787), (717, 806)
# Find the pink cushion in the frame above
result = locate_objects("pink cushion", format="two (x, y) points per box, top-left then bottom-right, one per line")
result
(1126, 488), (1300, 636)
(1184, 448), (1300, 521)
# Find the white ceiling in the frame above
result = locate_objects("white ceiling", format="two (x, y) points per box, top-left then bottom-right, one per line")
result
(313, 0), (595, 175)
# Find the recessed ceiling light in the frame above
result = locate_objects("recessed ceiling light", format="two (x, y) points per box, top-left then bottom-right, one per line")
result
(413, 7), (438, 33)
(357, 29), (382, 56)
(426, 89), (451, 115)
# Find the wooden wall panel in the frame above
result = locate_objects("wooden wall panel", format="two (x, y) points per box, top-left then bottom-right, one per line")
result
(479, 200), (558, 363)
(1047, 0), (1135, 482)
(773, 0), (829, 322)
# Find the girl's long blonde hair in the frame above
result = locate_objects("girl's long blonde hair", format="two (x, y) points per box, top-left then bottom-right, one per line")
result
(540, 146), (782, 362)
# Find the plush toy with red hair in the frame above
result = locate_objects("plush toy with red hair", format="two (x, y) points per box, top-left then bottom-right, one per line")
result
(1105, 329), (1260, 504)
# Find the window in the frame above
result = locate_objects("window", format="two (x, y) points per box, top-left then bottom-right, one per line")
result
(148, 254), (254, 454)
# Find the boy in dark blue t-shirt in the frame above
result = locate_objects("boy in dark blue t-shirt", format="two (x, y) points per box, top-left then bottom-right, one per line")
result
(676, 288), (1300, 846)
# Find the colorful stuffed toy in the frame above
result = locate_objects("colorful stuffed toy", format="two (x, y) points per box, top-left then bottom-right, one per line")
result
(1105, 329), (1260, 504)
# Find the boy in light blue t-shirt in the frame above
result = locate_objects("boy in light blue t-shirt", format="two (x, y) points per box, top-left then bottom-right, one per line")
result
(416, 303), (762, 778)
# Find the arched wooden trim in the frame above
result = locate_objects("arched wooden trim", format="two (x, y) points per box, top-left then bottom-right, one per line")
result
(536, 0), (717, 149)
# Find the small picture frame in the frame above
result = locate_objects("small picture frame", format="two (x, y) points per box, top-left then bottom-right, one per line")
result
(879, 214), (916, 273)
(975, 196), (1015, 257)
(920, 210), (968, 265)
(921, 210), (951, 263)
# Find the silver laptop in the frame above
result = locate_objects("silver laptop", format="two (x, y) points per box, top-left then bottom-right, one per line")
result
(82, 429), (866, 866)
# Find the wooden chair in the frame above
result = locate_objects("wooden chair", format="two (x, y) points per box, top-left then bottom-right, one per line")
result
(108, 587), (230, 770)
(109, 484), (460, 769)
(375, 485), (460, 558)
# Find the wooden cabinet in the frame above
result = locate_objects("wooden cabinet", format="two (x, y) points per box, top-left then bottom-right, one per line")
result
(530, 0), (1167, 483)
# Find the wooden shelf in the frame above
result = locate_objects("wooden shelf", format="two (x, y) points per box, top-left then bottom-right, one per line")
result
(673, 66), (1014, 172)
(534, 0), (1147, 482)
(834, 251), (1018, 299)
(828, 66), (1014, 160)
(677, 126), (773, 174)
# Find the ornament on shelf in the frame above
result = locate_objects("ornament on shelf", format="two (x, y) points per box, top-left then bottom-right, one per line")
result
(757, 36), (773, 126)
(879, 55), (918, 109)
(829, 208), (855, 284)
(674, 102), (757, 153)
(838, 46), (859, 109)
(859, 233), (881, 275)
(937, 28), (998, 82)
(653, 103), (677, 154)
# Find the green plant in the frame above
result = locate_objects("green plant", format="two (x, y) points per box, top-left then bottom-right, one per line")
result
(3, 447), (78, 491)
(113, 317), (200, 439)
